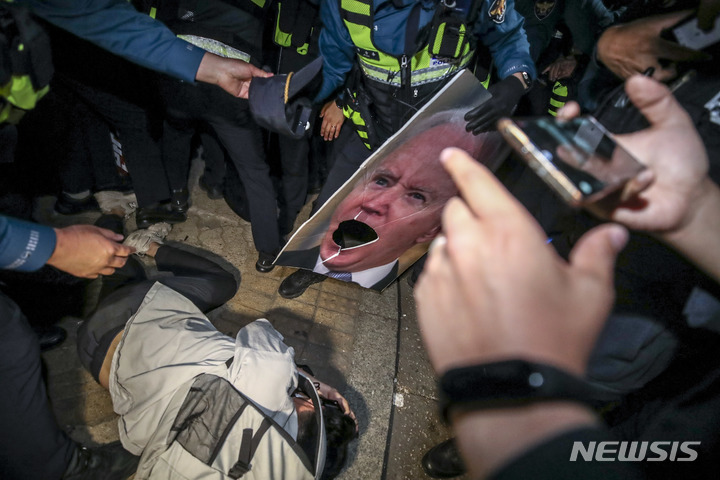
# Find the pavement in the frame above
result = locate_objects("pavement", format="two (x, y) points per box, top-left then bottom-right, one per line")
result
(39, 158), (468, 480)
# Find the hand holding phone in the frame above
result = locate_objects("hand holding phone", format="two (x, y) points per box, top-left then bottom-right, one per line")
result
(498, 115), (649, 209)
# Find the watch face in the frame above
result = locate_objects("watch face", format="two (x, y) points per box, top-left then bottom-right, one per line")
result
(521, 72), (531, 87)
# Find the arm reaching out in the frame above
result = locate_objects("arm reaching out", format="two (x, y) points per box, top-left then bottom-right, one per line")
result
(47, 225), (134, 278)
(195, 53), (272, 99)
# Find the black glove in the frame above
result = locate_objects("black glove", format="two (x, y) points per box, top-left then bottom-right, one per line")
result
(465, 75), (526, 135)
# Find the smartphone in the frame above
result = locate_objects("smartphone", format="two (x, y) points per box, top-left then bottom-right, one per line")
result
(661, 13), (720, 51)
(498, 116), (646, 207)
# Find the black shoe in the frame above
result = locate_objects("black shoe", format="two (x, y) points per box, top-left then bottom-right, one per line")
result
(55, 193), (99, 215)
(256, 252), (276, 273)
(421, 438), (466, 479)
(62, 442), (139, 480)
(199, 175), (224, 200)
(34, 325), (67, 352)
(136, 203), (187, 229)
(278, 270), (326, 299)
(170, 188), (190, 214)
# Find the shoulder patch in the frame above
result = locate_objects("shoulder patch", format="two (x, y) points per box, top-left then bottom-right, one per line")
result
(534, 0), (556, 20)
(488, 0), (506, 24)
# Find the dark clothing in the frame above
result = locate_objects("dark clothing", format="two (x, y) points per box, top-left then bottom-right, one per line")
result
(0, 291), (75, 480)
(77, 245), (238, 382)
(311, 126), (372, 214)
(157, 77), (281, 255)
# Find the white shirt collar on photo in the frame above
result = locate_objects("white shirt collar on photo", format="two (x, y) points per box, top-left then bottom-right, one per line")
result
(313, 253), (395, 288)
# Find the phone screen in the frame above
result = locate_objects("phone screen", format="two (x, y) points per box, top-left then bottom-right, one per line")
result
(501, 116), (645, 206)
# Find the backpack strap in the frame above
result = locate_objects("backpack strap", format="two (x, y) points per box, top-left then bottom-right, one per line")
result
(228, 421), (272, 479)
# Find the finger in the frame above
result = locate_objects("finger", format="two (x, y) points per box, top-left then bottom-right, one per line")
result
(618, 168), (655, 203)
(114, 244), (135, 257)
(698, 0), (720, 30)
(441, 199), (486, 269)
(557, 101), (581, 120)
(465, 111), (496, 133)
(654, 38), (712, 62)
(250, 65), (273, 78)
(108, 255), (129, 269)
(440, 148), (524, 219)
(334, 126), (341, 139)
(569, 223), (628, 283)
(98, 267), (116, 277)
(624, 75), (692, 128)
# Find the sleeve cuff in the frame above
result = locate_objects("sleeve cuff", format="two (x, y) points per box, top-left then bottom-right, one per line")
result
(0, 218), (57, 272)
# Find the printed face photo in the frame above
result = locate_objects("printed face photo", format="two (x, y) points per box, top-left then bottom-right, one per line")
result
(277, 71), (507, 290)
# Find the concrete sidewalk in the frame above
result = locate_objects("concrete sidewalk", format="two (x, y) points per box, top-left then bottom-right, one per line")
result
(41, 162), (464, 479)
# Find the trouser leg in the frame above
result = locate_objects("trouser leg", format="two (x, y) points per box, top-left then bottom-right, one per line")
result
(0, 291), (75, 480)
(277, 135), (310, 237)
(212, 119), (281, 255)
(199, 127), (227, 188)
(154, 245), (238, 312)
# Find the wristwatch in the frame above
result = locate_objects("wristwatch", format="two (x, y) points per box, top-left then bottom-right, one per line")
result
(438, 360), (598, 422)
(519, 71), (532, 89)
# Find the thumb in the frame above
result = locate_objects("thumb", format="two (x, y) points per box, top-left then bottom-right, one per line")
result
(569, 224), (628, 282)
(625, 75), (692, 129)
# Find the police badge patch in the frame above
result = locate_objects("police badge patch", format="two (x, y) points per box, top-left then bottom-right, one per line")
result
(534, 0), (556, 20)
(488, 0), (506, 24)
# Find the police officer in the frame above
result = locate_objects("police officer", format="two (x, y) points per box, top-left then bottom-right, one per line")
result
(278, 0), (536, 298)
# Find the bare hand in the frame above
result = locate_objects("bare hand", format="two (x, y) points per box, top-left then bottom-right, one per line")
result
(195, 52), (272, 99)
(542, 55), (577, 81)
(299, 368), (357, 430)
(319, 100), (345, 141)
(596, 10), (709, 81)
(415, 149), (628, 376)
(47, 225), (135, 278)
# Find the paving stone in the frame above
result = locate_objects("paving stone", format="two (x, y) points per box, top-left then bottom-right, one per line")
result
(320, 278), (365, 300)
(396, 282), (439, 400)
(314, 307), (356, 334)
(308, 324), (354, 354)
(271, 297), (317, 320)
(360, 284), (399, 319)
(383, 392), (462, 480)
(316, 291), (361, 316)
(227, 289), (275, 313)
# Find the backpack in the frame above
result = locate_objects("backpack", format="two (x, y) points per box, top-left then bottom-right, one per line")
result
(137, 372), (327, 479)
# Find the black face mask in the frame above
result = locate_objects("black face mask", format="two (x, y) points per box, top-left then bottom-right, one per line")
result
(332, 219), (378, 249)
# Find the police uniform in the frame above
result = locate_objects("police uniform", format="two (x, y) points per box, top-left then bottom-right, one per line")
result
(310, 0), (535, 210)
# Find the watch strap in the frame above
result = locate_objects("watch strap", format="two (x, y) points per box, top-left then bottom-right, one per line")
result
(439, 360), (598, 422)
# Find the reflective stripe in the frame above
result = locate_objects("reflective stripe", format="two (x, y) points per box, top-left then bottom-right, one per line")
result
(340, 0), (473, 88)
(343, 0), (372, 17)
(0, 76), (49, 111)
(177, 35), (251, 62)
(342, 103), (372, 149)
(274, 4), (292, 47)
(357, 51), (472, 86)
